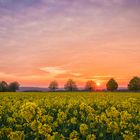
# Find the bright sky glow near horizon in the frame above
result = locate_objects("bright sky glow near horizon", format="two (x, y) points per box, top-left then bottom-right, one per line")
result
(0, 0), (140, 88)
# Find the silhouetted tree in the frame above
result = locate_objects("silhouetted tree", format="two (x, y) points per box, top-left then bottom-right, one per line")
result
(8, 82), (20, 92)
(64, 79), (78, 91)
(48, 80), (58, 91)
(0, 81), (8, 92)
(85, 80), (96, 91)
(128, 76), (140, 91)
(106, 78), (118, 91)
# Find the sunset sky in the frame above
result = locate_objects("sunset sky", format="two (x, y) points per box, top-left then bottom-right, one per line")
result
(0, 0), (140, 88)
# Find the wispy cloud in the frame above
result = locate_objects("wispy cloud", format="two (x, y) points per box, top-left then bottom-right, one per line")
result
(84, 77), (107, 83)
(0, 72), (15, 78)
(40, 67), (67, 76)
(0, 0), (140, 86)
(92, 75), (113, 78)
(70, 73), (82, 77)
(40, 66), (83, 78)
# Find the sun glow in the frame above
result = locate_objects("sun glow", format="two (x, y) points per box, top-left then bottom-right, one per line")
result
(96, 82), (101, 87)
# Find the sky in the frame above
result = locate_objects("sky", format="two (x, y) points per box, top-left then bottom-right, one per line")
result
(0, 0), (140, 88)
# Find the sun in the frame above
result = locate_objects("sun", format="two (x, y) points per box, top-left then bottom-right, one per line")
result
(96, 82), (101, 86)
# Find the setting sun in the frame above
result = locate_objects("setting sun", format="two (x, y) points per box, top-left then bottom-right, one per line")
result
(96, 82), (101, 87)
(0, 0), (139, 88)
(0, 1), (140, 139)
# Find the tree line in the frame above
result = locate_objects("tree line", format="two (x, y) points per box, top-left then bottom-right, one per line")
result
(48, 76), (140, 92)
(0, 76), (140, 92)
(0, 81), (20, 92)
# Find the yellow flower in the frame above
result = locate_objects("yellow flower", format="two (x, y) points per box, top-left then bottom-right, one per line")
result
(107, 121), (120, 133)
(53, 121), (59, 128)
(120, 111), (132, 121)
(123, 133), (135, 140)
(20, 102), (38, 122)
(52, 132), (65, 140)
(0, 105), (3, 115)
(80, 103), (86, 110)
(57, 111), (67, 120)
(70, 117), (77, 124)
(30, 119), (41, 131)
(38, 124), (52, 135)
(70, 130), (79, 140)
(8, 131), (24, 140)
(73, 110), (78, 116)
(80, 124), (88, 135)
(7, 117), (16, 124)
(86, 134), (96, 140)
(46, 115), (53, 123)
(100, 113), (107, 122)
(106, 107), (119, 118)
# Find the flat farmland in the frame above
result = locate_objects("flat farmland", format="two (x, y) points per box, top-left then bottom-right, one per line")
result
(0, 92), (140, 140)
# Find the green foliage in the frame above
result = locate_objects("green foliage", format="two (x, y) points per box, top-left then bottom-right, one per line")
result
(48, 81), (58, 91)
(128, 76), (140, 91)
(85, 80), (96, 91)
(0, 92), (139, 140)
(106, 78), (118, 91)
(0, 81), (8, 92)
(8, 82), (20, 92)
(0, 81), (20, 92)
(64, 79), (78, 91)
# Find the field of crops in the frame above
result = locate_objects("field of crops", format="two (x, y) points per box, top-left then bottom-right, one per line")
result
(0, 92), (140, 140)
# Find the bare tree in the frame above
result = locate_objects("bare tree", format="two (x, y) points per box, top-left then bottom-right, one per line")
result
(85, 80), (96, 91)
(48, 80), (58, 91)
(64, 79), (78, 91)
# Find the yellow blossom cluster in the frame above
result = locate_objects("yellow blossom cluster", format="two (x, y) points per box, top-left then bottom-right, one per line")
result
(0, 92), (139, 140)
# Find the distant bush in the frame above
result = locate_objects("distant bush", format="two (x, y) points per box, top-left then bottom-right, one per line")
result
(128, 76), (140, 91)
(48, 81), (58, 91)
(0, 81), (20, 92)
(8, 82), (20, 92)
(64, 79), (78, 91)
(85, 80), (96, 91)
(106, 78), (118, 91)
(0, 81), (8, 92)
